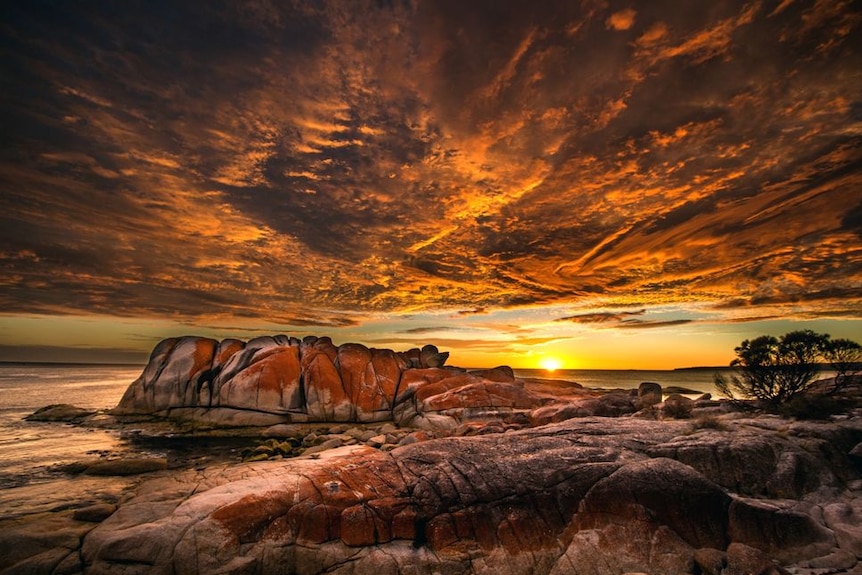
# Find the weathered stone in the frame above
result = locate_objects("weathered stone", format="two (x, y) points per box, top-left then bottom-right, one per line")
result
(663, 393), (694, 418)
(823, 501), (862, 557)
(469, 366), (516, 382)
(577, 457), (731, 550)
(694, 547), (727, 575)
(117, 336), (547, 427)
(729, 498), (835, 563)
(638, 382), (663, 407)
(420, 344), (449, 368)
(725, 542), (772, 575)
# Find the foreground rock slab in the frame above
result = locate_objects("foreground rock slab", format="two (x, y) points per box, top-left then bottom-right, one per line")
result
(73, 416), (862, 575)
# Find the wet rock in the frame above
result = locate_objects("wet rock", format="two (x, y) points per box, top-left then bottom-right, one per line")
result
(26, 404), (98, 422)
(82, 457), (168, 476)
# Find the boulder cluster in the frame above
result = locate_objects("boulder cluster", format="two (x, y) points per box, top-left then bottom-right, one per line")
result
(112, 335), (552, 429)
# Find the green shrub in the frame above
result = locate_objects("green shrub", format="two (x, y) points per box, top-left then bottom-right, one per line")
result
(713, 330), (860, 411)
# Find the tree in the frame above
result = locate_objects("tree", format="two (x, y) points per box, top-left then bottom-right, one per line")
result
(713, 330), (858, 408)
(824, 338), (862, 392)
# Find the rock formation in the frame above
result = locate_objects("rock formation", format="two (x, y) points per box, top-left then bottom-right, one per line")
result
(74, 416), (862, 575)
(113, 335), (552, 428)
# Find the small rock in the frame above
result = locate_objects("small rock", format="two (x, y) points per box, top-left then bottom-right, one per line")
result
(302, 438), (343, 456)
(663, 393), (694, 419)
(367, 435), (386, 448)
(345, 427), (373, 441)
(638, 382), (663, 407)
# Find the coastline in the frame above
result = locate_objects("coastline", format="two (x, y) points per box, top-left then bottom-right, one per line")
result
(1, 354), (861, 574)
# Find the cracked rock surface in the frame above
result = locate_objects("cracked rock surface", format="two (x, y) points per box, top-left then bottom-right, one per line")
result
(68, 415), (862, 575)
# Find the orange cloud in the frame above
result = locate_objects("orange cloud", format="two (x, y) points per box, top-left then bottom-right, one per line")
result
(606, 9), (637, 31)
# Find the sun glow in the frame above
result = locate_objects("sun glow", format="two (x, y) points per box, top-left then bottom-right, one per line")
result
(539, 357), (562, 372)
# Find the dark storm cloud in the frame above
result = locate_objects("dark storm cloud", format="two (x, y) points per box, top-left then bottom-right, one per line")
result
(1, 0), (860, 326)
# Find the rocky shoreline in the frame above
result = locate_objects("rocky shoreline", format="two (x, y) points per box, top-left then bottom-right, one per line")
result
(2, 336), (861, 575)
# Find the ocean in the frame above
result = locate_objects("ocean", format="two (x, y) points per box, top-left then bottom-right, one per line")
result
(0, 363), (734, 519)
(512, 367), (730, 393)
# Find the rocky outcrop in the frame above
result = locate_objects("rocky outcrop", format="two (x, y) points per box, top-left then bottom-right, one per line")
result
(113, 336), (541, 427)
(73, 416), (862, 575)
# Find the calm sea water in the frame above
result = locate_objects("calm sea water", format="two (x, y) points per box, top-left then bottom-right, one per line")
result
(513, 367), (731, 393)
(0, 363), (144, 518)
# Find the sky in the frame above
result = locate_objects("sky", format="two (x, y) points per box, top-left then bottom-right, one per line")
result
(1, 0), (860, 370)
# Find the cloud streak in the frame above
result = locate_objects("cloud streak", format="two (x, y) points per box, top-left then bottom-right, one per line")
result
(1, 0), (859, 339)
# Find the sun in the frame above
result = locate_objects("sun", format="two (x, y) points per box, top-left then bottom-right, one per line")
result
(540, 357), (562, 372)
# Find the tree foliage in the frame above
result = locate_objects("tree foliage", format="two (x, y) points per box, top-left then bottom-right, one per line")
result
(714, 330), (860, 408)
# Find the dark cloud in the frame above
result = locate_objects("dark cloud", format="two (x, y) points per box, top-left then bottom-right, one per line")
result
(556, 310), (647, 324)
(399, 326), (463, 334)
(555, 310), (693, 330)
(1, 0), (860, 329)
(617, 318), (694, 329)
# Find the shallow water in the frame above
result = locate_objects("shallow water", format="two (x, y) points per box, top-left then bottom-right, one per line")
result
(0, 363), (265, 519)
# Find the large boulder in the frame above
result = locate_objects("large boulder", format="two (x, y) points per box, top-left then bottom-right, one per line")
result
(113, 336), (548, 427)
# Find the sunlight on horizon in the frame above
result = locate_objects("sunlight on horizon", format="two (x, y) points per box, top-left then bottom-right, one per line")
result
(539, 357), (563, 372)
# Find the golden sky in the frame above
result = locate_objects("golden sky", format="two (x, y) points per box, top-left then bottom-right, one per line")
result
(1, 0), (860, 369)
